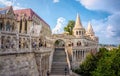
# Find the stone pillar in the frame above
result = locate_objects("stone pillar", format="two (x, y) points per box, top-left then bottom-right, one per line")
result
(77, 50), (78, 61)
(81, 50), (83, 60)
(0, 32), (1, 49)
(29, 34), (32, 51)
(75, 50), (77, 61)
(76, 50), (77, 61)
(22, 21), (24, 33)
(83, 51), (84, 59)
(73, 51), (74, 61)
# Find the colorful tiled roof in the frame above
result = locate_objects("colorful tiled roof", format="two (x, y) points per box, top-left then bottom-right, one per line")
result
(14, 8), (50, 27)
(0, 6), (12, 14)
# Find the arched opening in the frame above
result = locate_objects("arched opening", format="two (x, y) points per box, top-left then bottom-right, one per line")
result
(54, 39), (65, 48)
(24, 20), (27, 33)
(19, 19), (22, 33)
(6, 21), (11, 31)
(0, 21), (3, 31)
(51, 39), (69, 75)
(77, 41), (81, 46)
(12, 22), (15, 31)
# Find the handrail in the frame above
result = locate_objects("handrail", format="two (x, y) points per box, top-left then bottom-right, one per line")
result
(65, 48), (71, 74)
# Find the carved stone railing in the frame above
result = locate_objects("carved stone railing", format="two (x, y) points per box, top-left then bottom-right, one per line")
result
(0, 31), (53, 55)
(65, 48), (71, 74)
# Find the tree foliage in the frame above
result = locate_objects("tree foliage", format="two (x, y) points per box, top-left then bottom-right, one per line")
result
(74, 47), (120, 76)
(64, 20), (75, 35)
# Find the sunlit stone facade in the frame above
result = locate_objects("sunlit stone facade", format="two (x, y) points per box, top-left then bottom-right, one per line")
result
(0, 6), (52, 76)
(49, 14), (99, 69)
(0, 6), (99, 76)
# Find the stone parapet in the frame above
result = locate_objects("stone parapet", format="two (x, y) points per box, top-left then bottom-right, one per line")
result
(0, 53), (39, 76)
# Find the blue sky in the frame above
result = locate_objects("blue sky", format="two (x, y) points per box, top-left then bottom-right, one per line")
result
(0, 0), (120, 45)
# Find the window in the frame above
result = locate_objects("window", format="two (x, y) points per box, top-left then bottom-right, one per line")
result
(76, 31), (78, 35)
(6, 21), (10, 31)
(19, 19), (22, 33)
(24, 20), (27, 33)
(12, 22), (15, 31)
(0, 22), (3, 31)
(77, 41), (81, 46)
(79, 31), (81, 35)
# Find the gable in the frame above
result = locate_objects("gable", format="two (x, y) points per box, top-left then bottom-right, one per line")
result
(6, 6), (15, 19)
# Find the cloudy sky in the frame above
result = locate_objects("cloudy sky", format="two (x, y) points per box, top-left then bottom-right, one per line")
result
(0, 0), (120, 45)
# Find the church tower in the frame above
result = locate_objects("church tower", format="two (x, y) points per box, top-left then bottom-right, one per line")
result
(73, 13), (85, 37)
(86, 22), (95, 37)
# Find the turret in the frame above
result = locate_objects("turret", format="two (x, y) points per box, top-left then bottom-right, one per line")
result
(73, 13), (85, 37)
(86, 22), (95, 36)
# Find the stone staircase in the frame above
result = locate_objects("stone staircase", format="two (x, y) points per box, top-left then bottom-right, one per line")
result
(50, 48), (69, 75)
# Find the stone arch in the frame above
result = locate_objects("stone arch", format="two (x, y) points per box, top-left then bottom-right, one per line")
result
(12, 22), (15, 31)
(19, 37), (22, 48)
(19, 19), (22, 33)
(1, 36), (5, 48)
(54, 39), (65, 48)
(0, 21), (4, 31)
(6, 21), (11, 31)
(77, 41), (81, 46)
(24, 19), (27, 33)
(6, 36), (11, 48)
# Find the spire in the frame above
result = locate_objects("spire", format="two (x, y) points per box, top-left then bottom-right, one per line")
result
(87, 22), (94, 36)
(74, 13), (83, 28)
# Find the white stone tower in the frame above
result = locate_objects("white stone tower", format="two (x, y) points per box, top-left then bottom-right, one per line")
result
(73, 13), (85, 37)
(86, 22), (95, 37)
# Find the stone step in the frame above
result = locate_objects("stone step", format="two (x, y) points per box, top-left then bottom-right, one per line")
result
(53, 59), (66, 61)
(53, 55), (66, 58)
(51, 65), (68, 68)
(51, 48), (69, 75)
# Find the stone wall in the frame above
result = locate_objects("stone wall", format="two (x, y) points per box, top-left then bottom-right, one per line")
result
(0, 47), (53, 76)
(0, 53), (39, 76)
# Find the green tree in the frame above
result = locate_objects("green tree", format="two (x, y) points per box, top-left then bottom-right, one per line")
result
(74, 53), (97, 76)
(91, 48), (120, 76)
(64, 20), (75, 35)
(74, 48), (108, 76)
(111, 47), (120, 76)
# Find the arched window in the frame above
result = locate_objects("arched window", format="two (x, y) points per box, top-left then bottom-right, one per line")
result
(19, 38), (21, 48)
(19, 19), (22, 33)
(1, 36), (5, 49)
(79, 31), (81, 35)
(12, 22), (15, 31)
(77, 41), (81, 46)
(24, 20), (27, 33)
(72, 43), (74, 46)
(6, 21), (10, 31)
(0, 22), (3, 31)
(76, 31), (78, 35)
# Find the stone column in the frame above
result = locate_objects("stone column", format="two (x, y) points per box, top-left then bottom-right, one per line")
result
(0, 32), (1, 49)
(81, 50), (83, 60)
(29, 34), (32, 51)
(77, 50), (79, 61)
(75, 50), (77, 61)
(83, 51), (84, 59)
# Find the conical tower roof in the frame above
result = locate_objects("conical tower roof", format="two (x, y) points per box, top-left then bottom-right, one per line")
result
(74, 13), (83, 29)
(86, 22), (94, 36)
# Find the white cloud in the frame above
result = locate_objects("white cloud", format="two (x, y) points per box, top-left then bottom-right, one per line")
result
(106, 25), (115, 37)
(77, 0), (120, 44)
(85, 13), (120, 44)
(53, 0), (59, 3)
(52, 17), (66, 34)
(0, 0), (24, 10)
(0, 0), (13, 6)
(77, 0), (120, 13)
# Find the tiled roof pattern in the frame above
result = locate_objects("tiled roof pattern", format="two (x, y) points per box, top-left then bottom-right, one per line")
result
(14, 8), (50, 27)
(0, 6), (12, 14)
